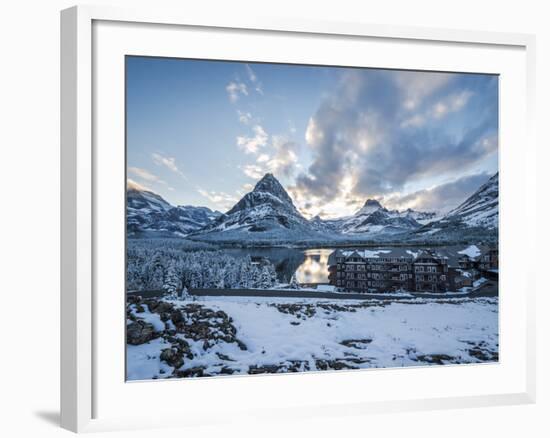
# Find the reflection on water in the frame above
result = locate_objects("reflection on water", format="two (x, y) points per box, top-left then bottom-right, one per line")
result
(223, 247), (332, 285)
(294, 249), (333, 284)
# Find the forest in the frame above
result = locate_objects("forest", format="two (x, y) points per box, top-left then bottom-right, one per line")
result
(127, 239), (281, 293)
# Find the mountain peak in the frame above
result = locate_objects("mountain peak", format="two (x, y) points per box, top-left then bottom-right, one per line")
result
(251, 173), (295, 205)
(254, 173), (280, 191)
(363, 199), (383, 209)
(221, 172), (298, 218)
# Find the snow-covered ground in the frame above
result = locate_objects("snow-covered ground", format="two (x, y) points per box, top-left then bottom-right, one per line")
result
(127, 295), (499, 380)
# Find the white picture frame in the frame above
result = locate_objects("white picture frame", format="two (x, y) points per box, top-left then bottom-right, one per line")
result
(60, 4), (537, 433)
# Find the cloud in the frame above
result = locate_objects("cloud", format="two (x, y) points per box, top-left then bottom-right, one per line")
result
(226, 81), (248, 102)
(381, 172), (492, 213)
(394, 70), (454, 110)
(237, 110), (253, 125)
(238, 134), (300, 183)
(245, 64), (257, 83)
(264, 135), (299, 178)
(256, 153), (270, 163)
(127, 178), (150, 192)
(432, 90), (473, 119)
(400, 114), (425, 128)
(151, 153), (185, 177)
(197, 189), (238, 211)
(245, 64), (263, 95)
(236, 125), (268, 154)
(401, 90), (473, 127)
(292, 69), (498, 208)
(128, 167), (164, 183)
(240, 164), (265, 179)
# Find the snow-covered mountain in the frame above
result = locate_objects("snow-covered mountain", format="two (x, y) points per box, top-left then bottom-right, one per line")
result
(192, 173), (323, 242)
(323, 199), (434, 236)
(444, 173), (498, 228)
(127, 172), (498, 244)
(400, 209), (438, 224)
(410, 173), (498, 242)
(127, 185), (221, 237)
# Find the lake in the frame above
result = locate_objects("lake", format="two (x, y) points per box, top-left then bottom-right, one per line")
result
(223, 247), (334, 284)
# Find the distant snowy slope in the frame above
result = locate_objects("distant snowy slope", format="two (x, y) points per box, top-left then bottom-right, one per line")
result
(327, 199), (434, 236)
(445, 173), (499, 229)
(128, 185), (171, 212)
(410, 173), (499, 242)
(127, 185), (221, 237)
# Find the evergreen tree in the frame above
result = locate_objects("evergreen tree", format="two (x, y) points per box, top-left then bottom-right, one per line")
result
(267, 264), (278, 286)
(163, 260), (180, 298)
(289, 273), (300, 289)
(148, 251), (165, 290)
(239, 262), (250, 289)
(260, 265), (273, 289)
(250, 265), (262, 288)
(180, 286), (190, 300)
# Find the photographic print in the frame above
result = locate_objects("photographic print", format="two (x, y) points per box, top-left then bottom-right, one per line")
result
(125, 57), (498, 380)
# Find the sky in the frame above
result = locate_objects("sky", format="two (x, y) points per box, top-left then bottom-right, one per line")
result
(126, 56), (498, 219)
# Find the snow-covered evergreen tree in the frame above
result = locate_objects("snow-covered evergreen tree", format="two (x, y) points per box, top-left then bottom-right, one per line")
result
(289, 273), (300, 289)
(250, 265), (262, 288)
(259, 265), (273, 289)
(180, 286), (190, 300)
(147, 251), (165, 290)
(239, 262), (250, 289)
(163, 260), (180, 298)
(267, 264), (278, 286)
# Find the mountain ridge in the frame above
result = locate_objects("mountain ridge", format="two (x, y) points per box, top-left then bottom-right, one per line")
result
(127, 186), (221, 237)
(127, 172), (498, 244)
(409, 173), (498, 242)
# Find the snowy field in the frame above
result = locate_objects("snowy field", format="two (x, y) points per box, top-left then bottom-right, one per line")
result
(126, 294), (498, 380)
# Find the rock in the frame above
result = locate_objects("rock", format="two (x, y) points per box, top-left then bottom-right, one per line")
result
(414, 354), (456, 365)
(340, 339), (373, 349)
(160, 347), (185, 369)
(127, 320), (158, 345)
(127, 295), (142, 305)
(315, 359), (359, 370)
(147, 300), (174, 314)
(170, 310), (184, 324)
(135, 304), (145, 313)
(468, 344), (498, 362)
(249, 364), (282, 374)
(173, 366), (207, 378)
(236, 339), (248, 351)
(216, 352), (234, 361)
